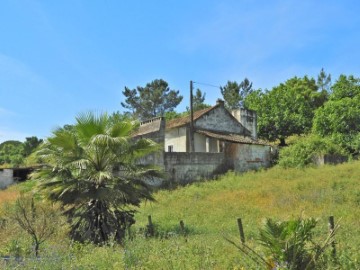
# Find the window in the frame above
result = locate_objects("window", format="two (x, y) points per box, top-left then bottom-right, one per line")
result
(168, 145), (174, 152)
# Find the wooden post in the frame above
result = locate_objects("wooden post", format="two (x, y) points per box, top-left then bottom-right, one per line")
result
(147, 215), (154, 237)
(328, 216), (336, 259)
(237, 218), (245, 244)
(189, 80), (195, 152)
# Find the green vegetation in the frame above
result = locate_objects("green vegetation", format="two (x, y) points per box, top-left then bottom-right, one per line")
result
(278, 135), (346, 168)
(0, 141), (24, 167)
(0, 137), (43, 167)
(245, 76), (327, 146)
(121, 79), (183, 120)
(1, 161), (359, 268)
(220, 78), (253, 109)
(31, 112), (161, 244)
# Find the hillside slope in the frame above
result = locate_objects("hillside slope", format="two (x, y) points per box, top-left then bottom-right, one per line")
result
(131, 161), (360, 268)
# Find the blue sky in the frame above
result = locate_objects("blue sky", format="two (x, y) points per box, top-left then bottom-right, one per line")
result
(1, 0), (360, 143)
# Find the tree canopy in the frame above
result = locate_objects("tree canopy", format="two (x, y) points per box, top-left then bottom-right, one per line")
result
(32, 112), (161, 244)
(0, 141), (24, 167)
(245, 76), (327, 145)
(316, 68), (332, 93)
(313, 74), (360, 154)
(0, 137), (43, 167)
(220, 78), (253, 110)
(121, 79), (183, 120)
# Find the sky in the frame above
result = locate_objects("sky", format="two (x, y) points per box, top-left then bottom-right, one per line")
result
(1, 0), (360, 143)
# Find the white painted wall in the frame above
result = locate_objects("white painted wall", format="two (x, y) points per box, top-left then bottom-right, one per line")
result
(165, 127), (187, 152)
(165, 128), (221, 153)
(194, 133), (206, 152)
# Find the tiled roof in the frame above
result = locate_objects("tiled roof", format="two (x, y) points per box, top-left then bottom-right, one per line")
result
(165, 105), (218, 130)
(196, 130), (270, 146)
(132, 117), (163, 137)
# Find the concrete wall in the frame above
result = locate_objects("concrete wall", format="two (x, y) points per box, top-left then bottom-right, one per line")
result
(312, 154), (348, 166)
(165, 127), (187, 152)
(195, 106), (246, 134)
(231, 108), (257, 139)
(0, 169), (14, 189)
(164, 152), (228, 184)
(228, 143), (271, 172)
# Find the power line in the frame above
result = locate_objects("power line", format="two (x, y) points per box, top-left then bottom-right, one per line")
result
(193, 81), (221, 89)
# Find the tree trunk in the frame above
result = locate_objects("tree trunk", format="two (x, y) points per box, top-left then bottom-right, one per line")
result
(35, 241), (40, 257)
(279, 137), (287, 146)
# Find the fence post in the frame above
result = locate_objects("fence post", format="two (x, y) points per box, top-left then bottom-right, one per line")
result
(328, 216), (336, 259)
(147, 215), (154, 237)
(237, 218), (245, 244)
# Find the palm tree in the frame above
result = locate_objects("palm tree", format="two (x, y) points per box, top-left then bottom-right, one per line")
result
(32, 112), (161, 244)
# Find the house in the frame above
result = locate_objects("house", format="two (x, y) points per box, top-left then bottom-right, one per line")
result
(134, 99), (271, 184)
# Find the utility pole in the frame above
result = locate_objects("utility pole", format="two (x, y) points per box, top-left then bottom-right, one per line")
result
(190, 80), (195, 152)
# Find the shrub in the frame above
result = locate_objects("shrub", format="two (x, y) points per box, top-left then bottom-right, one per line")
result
(278, 135), (346, 168)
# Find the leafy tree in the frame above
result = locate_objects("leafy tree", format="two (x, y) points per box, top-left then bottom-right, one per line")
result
(23, 136), (43, 157)
(220, 78), (253, 109)
(31, 112), (161, 244)
(245, 76), (327, 146)
(121, 79), (183, 120)
(313, 74), (360, 155)
(0, 141), (24, 167)
(330, 74), (360, 100)
(317, 68), (331, 93)
(313, 97), (360, 137)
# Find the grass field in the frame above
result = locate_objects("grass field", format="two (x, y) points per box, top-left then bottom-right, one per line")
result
(0, 161), (360, 269)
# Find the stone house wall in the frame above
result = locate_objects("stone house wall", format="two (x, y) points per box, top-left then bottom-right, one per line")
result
(195, 105), (246, 134)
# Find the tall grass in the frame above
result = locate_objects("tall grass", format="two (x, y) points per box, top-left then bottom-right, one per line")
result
(131, 161), (360, 268)
(0, 161), (360, 268)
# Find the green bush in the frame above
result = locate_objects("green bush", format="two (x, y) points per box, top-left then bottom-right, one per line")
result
(278, 135), (347, 168)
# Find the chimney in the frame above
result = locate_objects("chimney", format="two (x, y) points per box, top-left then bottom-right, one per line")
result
(216, 99), (224, 107)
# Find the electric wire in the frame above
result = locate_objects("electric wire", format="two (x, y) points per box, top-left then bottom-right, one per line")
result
(193, 81), (221, 89)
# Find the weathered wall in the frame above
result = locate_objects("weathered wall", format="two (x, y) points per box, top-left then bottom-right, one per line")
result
(195, 106), (246, 134)
(164, 152), (228, 184)
(231, 108), (257, 139)
(312, 154), (348, 166)
(165, 127), (187, 152)
(0, 169), (14, 189)
(228, 143), (271, 172)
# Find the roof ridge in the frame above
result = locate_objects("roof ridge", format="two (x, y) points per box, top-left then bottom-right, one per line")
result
(166, 104), (219, 129)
